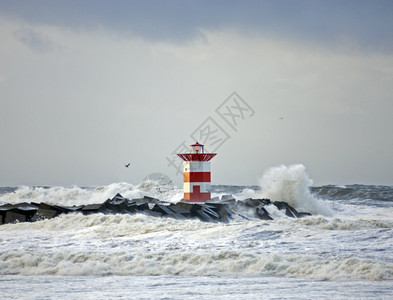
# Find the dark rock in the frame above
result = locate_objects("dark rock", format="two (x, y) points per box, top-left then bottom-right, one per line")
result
(244, 198), (271, 207)
(27, 203), (61, 221)
(124, 199), (138, 213)
(195, 210), (215, 222)
(190, 204), (203, 212)
(136, 202), (149, 211)
(143, 195), (160, 202)
(11, 208), (37, 222)
(0, 205), (10, 224)
(5, 210), (26, 224)
(169, 202), (217, 221)
(15, 202), (39, 210)
(31, 208), (59, 222)
(167, 204), (191, 217)
(244, 198), (260, 207)
(132, 195), (160, 204)
(286, 207), (300, 218)
(143, 210), (163, 217)
(132, 196), (160, 205)
(221, 198), (236, 205)
(111, 193), (125, 201)
(202, 205), (220, 219)
(1, 203), (38, 223)
(37, 202), (56, 210)
(104, 198), (127, 213)
(0, 203), (14, 210)
(51, 205), (76, 214)
(58, 205), (84, 212)
(260, 198), (272, 205)
(131, 197), (147, 203)
(221, 194), (235, 201)
(203, 203), (221, 213)
(30, 202), (41, 209)
(297, 212), (312, 217)
(1, 203), (37, 223)
(205, 203), (234, 222)
(273, 201), (301, 218)
(82, 203), (108, 215)
(255, 205), (273, 220)
(152, 204), (175, 216)
(272, 201), (285, 210)
(175, 201), (194, 211)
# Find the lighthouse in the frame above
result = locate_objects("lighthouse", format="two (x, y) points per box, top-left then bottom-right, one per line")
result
(177, 142), (216, 202)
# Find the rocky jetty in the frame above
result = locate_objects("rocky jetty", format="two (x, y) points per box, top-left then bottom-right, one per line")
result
(0, 193), (311, 225)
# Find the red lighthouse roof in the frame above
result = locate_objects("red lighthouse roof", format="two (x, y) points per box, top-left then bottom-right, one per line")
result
(177, 142), (216, 162)
(191, 142), (204, 147)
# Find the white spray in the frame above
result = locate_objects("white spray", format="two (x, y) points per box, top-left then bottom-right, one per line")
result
(259, 164), (333, 216)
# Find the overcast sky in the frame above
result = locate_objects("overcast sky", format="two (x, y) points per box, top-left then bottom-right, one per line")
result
(1, 0), (393, 187)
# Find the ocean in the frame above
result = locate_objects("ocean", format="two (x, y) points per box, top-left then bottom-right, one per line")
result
(0, 165), (392, 299)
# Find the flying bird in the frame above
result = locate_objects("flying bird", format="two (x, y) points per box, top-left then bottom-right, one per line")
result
(125, 163), (130, 168)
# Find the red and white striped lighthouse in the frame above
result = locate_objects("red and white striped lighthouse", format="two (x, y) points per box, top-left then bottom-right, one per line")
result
(177, 142), (216, 202)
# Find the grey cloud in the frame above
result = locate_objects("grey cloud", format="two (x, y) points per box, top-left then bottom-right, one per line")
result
(13, 27), (54, 53)
(1, 0), (393, 51)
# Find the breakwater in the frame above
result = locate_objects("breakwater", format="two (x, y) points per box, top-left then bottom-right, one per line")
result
(0, 193), (311, 225)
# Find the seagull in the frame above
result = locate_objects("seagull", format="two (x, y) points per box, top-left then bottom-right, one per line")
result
(125, 163), (130, 168)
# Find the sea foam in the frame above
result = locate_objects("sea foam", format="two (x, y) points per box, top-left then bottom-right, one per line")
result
(259, 164), (334, 216)
(0, 182), (182, 206)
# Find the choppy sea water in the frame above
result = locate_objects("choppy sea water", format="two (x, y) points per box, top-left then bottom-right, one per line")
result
(0, 165), (392, 299)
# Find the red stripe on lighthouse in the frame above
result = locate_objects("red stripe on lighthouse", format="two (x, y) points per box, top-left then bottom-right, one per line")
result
(184, 186), (211, 202)
(184, 172), (211, 182)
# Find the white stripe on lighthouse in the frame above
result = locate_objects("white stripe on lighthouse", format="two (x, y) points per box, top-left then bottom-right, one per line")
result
(183, 161), (211, 172)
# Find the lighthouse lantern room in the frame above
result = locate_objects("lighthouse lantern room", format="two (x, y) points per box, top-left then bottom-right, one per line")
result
(177, 142), (216, 202)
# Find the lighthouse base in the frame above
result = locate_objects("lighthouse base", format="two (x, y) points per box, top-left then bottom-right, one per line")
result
(183, 186), (211, 203)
